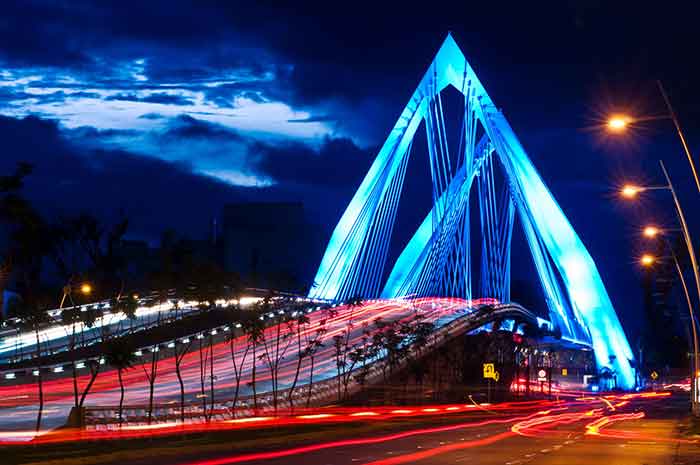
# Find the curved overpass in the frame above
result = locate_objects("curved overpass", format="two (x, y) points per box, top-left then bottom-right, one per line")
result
(0, 298), (563, 431)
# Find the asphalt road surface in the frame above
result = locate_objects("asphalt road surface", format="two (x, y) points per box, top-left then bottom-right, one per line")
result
(170, 394), (700, 465)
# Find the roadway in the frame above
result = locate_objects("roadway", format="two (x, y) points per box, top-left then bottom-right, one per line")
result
(0, 298), (485, 432)
(0, 300), (201, 364)
(168, 393), (699, 465)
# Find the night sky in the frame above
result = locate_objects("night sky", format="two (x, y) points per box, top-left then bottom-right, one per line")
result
(2, 1), (699, 341)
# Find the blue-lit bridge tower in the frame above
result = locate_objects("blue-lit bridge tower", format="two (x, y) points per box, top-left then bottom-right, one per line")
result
(308, 34), (635, 389)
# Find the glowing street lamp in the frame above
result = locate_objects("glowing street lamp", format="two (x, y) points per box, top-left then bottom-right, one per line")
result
(643, 226), (660, 238)
(621, 184), (642, 198)
(620, 183), (670, 199)
(80, 283), (92, 296)
(606, 81), (700, 193)
(607, 115), (629, 132)
(640, 254), (655, 267)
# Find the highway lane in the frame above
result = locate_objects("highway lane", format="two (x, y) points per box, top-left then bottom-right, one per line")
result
(169, 394), (698, 465)
(0, 298), (481, 432)
(0, 300), (202, 364)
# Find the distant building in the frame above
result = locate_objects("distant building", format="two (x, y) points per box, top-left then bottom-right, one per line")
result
(222, 202), (314, 289)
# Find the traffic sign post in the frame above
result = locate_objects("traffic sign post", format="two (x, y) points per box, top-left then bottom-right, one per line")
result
(483, 363), (500, 403)
(483, 363), (500, 381)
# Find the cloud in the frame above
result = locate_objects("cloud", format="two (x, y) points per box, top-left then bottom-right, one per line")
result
(161, 114), (244, 141)
(252, 136), (375, 188)
(0, 114), (252, 240)
(106, 92), (195, 106)
(0, 2), (398, 146)
(138, 112), (164, 120)
(71, 114), (376, 191)
(0, 114), (377, 249)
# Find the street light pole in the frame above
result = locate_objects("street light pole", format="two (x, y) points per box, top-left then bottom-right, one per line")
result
(668, 247), (699, 412)
(657, 81), (700, 194)
(660, 160), (700, 414)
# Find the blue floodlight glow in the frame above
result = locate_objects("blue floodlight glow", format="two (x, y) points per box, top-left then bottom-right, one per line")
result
(309, 34), (635, 389)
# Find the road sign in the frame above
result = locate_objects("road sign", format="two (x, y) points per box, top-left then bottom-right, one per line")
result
(650, 370), (659, 380)
(483, 363), (500, 381)
(561, 368), (568, 376)
(537, 368), (547, 382)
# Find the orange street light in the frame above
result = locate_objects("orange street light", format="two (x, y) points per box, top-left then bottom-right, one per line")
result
(640, 254), (655, 267)
(621, 184), (642, 198)
(643, 226), (660, 238)
(607, 115), (629, 131)
(80, 283), (93, 295)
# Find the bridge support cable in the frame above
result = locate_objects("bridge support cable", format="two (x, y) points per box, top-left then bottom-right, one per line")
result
(477, 154), (515, 303)
(311, 34), (635, 389)
(310, 132), (414, 302)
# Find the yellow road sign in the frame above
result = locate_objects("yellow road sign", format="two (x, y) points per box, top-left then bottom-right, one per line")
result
(562, 368), (568, 376)
(650, 371), (659, 380)
(483, 363), (499, 381)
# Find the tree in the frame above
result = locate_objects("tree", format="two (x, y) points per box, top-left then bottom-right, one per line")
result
(104, 338), (137, 427)
(174, 336), (193, 423)
(227, 308), (250, 417)
(305, 323), (327, 409)
(110, 294), (139, 333)
(197, 333), (209, 419)
(60, 306), (83, 409)
(143, 344), (160, 424)
(9, 295), (50, 432)
(2, 163), (52, 432)
(75, 308), (107, 412)
(260, 302), (294, 415)
(287, 310), (310, 413)
(243, 308), (266, 414)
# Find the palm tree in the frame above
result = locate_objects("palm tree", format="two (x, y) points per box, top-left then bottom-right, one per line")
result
(174, 336), (193, 423)
(288, 311), (310, 413)
(104, 338), (137, 427)
(60, 306), (82, 409)
(77, 307), (106, 410)
(143, 344), (160, 424)
(260, 309), (294, 415)
(305, 324), (327, 409)
(226, 308), (249, 417)
(243, 312), (265, 414)
(9, 296), (49, 432)
(1, 163), (52, 432)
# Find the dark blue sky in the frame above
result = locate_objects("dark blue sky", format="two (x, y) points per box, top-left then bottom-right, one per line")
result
(2, 1), (699, 340)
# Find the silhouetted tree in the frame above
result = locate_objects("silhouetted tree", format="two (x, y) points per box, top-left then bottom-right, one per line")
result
(305, 322), (327, 408)
(9, 295), (50, 432)
(244, 300), (266, 413)
(104, 338), (137, 427)
(174, 336), (193, 423)
(287, 309), (310, 412)
(143, 344), (160, 424)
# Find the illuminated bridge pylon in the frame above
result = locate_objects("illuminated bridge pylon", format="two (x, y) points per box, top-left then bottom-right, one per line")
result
(309, 34), (635, 389)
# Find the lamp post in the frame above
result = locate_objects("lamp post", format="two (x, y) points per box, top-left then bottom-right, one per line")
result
(641, 244), (699, 413)
(59, 281), (94, 309)
(656, 81), (700, 194)
(621, 161), (700, 414)
(606, 81), (700, 193)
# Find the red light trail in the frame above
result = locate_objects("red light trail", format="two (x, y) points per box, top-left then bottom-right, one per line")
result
(0, 298), (494, 432)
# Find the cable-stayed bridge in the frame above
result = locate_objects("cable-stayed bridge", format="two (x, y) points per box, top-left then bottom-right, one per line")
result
(309, 34), (635, 390)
